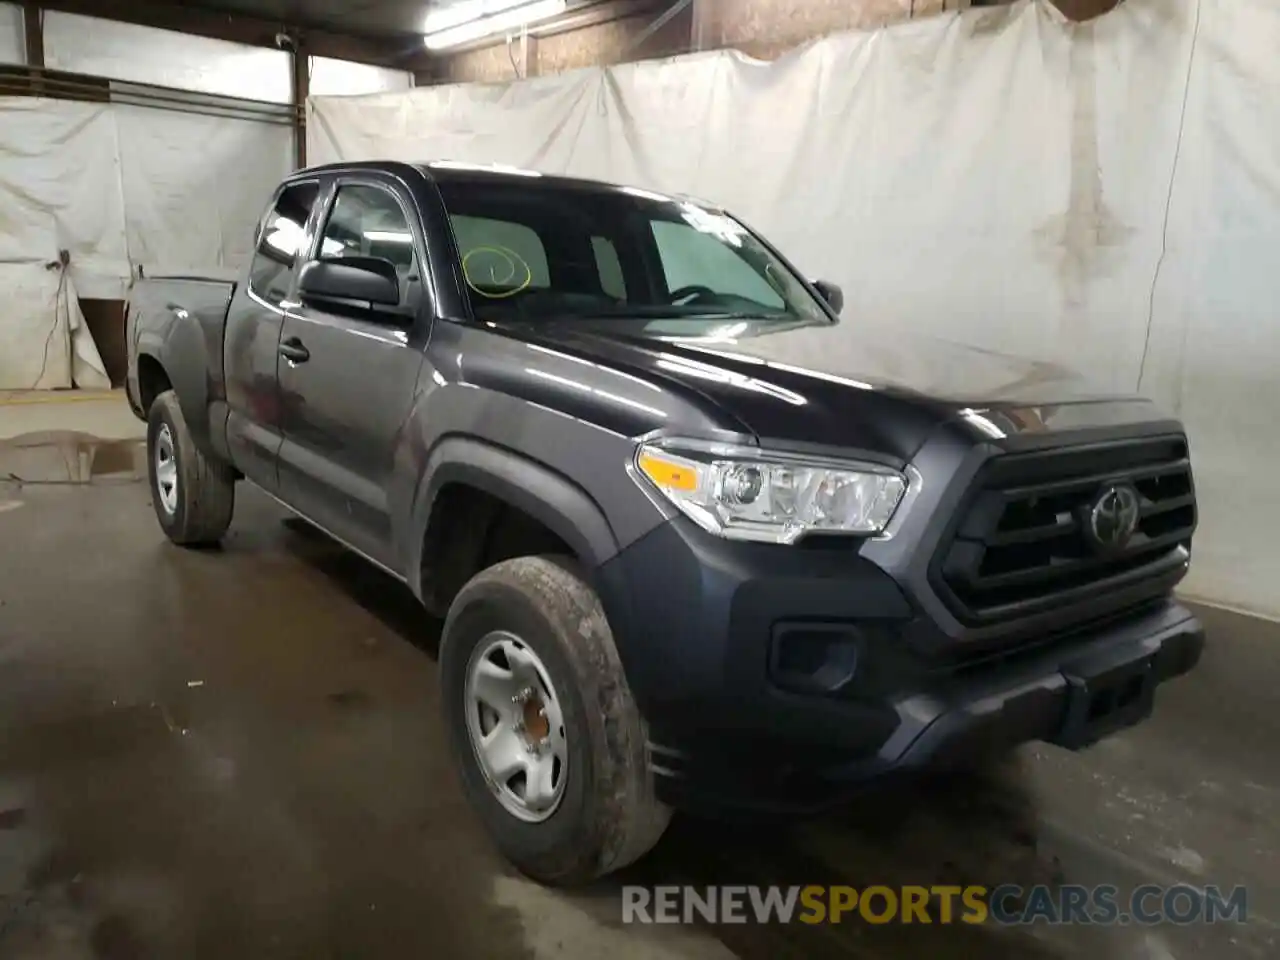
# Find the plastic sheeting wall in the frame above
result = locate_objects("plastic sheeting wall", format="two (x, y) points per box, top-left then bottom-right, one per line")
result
(0, 96), (292, 388)
(26, 15), (407, 282)
(0, 99), (124, 389)
(309, 0), (1280, 619)
(311, 57), (413, 97)
(1, 13), (413, 389)
(0, 97), (292, 293)
(0, 2), (21, 65)
(113, 106), (292, 280)
(44, 13), (294, 103)
(42, 13), (412, 102)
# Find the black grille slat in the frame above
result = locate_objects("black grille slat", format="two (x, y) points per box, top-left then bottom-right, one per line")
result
(935, 437), (1197, 624)
(986, 516), (1078, 547)
(979, 440), (1187, 486)
(998, 458), (1191, 503)
(957, 530), (1191, 593)
(962, 549), (1190, 624)
(1138, 493), (1195, 516)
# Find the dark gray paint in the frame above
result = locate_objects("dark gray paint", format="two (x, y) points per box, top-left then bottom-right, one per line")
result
(125, 159), (1192, 605)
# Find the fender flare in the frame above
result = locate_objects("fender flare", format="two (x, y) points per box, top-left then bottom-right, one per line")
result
(136, 320), (215, 454)
(407, 436), (620, 598)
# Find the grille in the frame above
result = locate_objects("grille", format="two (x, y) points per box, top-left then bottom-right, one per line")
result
(935, 437), (1196, 624)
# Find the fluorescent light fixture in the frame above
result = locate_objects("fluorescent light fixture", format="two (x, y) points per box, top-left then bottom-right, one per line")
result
(424, 0), (567, 50)
(425, 0), (530, 33)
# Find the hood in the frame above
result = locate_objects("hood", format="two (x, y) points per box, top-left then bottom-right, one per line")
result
(497, 318), (1164, 460)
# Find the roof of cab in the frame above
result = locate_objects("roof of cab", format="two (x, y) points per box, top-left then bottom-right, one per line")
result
(287, 158), (696, 204)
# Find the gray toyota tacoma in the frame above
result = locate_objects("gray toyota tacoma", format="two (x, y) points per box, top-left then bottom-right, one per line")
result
(126, 160), (1204, 886)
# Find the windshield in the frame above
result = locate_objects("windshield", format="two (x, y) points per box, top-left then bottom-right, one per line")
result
(433, 177), (831, 334)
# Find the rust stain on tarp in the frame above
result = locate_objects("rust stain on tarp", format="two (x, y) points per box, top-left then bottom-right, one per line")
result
(965, 2), (1022, 38)
(1034, 23), (1133, 309)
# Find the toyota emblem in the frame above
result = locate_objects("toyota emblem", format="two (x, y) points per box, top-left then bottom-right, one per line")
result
(1088, 485), (1141, 552)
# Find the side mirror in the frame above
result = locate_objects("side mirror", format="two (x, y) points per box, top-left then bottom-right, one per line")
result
(299, 256), (400, 308)
(813, 279), (844, 315)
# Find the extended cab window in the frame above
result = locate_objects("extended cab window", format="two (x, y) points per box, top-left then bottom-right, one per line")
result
(250, 181), (319, 304)
(319, 183), (418, 284)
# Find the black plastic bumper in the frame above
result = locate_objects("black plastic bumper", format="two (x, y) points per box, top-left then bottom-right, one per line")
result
(594, 517), (1204, 815)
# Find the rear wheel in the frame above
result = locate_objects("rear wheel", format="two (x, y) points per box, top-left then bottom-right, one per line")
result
(440, 556), (670, 886)
(146, 390), (235, 546)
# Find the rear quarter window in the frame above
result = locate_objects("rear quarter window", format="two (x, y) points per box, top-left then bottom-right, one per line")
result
(250, 181), (320, 304)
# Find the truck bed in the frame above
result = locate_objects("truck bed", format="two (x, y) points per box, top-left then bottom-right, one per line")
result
(125, 275), (239, 421)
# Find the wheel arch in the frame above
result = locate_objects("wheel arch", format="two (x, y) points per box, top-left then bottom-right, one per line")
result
(408, 436), (621, 606)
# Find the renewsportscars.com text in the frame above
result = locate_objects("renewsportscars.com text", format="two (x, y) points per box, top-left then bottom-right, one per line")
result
(622, 884), (1248, 926)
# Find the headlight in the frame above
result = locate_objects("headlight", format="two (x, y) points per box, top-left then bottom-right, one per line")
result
(633, 439), (908, 544)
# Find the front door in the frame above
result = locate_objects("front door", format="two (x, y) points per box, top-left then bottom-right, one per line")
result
(276, 177), (430, 570)
(224, 178), (322, 493)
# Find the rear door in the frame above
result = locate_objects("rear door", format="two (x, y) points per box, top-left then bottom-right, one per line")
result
(275, 174), (430, 570)
(224, 178), (322, 493)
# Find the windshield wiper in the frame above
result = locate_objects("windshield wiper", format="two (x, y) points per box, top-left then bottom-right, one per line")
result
(551, 307), (788, 321)
(668, 312), (774, 321)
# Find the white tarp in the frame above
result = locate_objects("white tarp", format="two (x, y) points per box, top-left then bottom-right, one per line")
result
(0, 264), (106, 389)
(310, 57), (413, 97)
(309, 0), (1280, 619)
(0, 263), (74, 389)
(42, 13), (412, 103)
(0, 99), (122, 388)
(1, 12), (296, 389)
(43, 12), (294, 104)
(0, 96), (292, 387)
(0, 2), (21, 65)
(0, 97), (291, 295)
(113, 105), (292, 279)
(0, 12), (410, 389)
(0, 99), (128, 291)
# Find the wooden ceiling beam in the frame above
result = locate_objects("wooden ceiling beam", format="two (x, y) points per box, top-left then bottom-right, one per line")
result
(32, 0), (433, 70)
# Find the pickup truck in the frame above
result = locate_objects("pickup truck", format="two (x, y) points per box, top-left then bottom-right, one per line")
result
(126, 159), (1205, 886)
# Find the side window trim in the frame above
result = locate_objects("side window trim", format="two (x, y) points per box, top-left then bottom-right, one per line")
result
(301, 175), (430, 327)
(282, 177), (336, 308)
(304, 177), (339, 265)
(319, 176), (424, 275)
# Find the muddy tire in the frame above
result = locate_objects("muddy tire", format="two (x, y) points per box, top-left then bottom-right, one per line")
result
(440, 555), (670, 886)
(146, 389), (235, 546)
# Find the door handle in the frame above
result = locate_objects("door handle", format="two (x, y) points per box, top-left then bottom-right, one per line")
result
(279, 337), (310, 364)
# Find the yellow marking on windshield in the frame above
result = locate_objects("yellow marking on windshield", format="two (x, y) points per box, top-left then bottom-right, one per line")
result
(462, 245), (533, 299)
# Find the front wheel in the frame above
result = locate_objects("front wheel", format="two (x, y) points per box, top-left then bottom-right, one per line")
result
(439, 556), (670, 886)
(146, 390), (235, 546)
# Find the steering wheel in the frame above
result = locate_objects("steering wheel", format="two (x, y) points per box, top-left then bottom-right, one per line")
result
(668, 284), (718, 306)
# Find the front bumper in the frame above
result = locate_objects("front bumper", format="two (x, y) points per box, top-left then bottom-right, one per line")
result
(594, 516), (1204, 815)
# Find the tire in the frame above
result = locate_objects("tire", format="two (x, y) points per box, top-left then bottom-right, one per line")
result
(440, 555), (670, 886)
(146, 389), (235, 546)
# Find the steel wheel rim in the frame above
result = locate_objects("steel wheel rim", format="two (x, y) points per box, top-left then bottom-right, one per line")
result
(464, 630), (569, 823)
(154, 424), (179, 516)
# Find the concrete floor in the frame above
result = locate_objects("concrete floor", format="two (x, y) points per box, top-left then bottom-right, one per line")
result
(0, 392), (142, 443)
(0, 398), (1276, 959)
